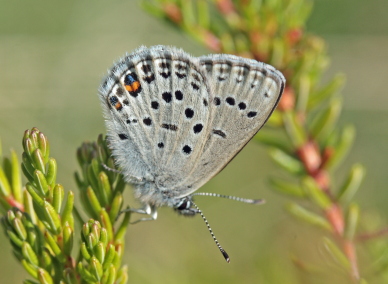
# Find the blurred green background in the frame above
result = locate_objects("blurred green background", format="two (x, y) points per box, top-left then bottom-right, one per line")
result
(0, 0), (387, 283)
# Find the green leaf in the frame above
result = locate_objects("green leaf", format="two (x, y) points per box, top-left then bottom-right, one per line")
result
(286, 203), (332, 231)
(268, 147), (304, 175)
(100, 228), (109, 248)
(33, 170), (49, 197)
(308, 73), (346, 109)
(116, 265), (128, 284)
(86, 186), (102, 216)
(22, 153), (35, 182)
(337, 164), (365, 204)
(309, 97), (342, 141)
(90, 257), (103, 281)
(22, 242), (39, 266)
(25, 184), (45, 206)
(324, 124), (355, 171)
(87, 234), (97, 251)
(302, 177), (332, 210)
(23, 190), (37, 224)
(31, 149), (46, 175)
(40, 248), (53, 273)
(0, 166), (12, 198)
(43, 200), (61, 235)
(22, 132), (35, 159)
(77, 262), (97, 282)
(103, 244), (116, 271)
(94, 242), (105, 264)
(113, 176), (126, 195)
(344, 203), (359, 240)
(52, 184), (64, 214)
(61, 191), (74, 229)
(104, 264), (116, 284)
(45, 158), (57, 188)
(98, 171), (112, 206)
(21, 259), (38, 278)
(255, 130), (291, 152)
(63, 222), (74, 256)
(100, 209), (113, 241)
(13, 217), (27, 240)
(7, 229), (24, 247)
(81, 242), (91, 261)
(115, 210), (131, 242)
(282, 111), (307, 148)
(44, 231), (65, 263)
(109, 193), (123, 222)
(323, 237), (350, 269)
(37, 132), (50, 163)
(269, 177), (306, 197)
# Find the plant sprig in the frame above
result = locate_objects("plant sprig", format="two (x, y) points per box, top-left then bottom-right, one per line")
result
(139, 0), (385, 282)
(0, 128), (130, 283)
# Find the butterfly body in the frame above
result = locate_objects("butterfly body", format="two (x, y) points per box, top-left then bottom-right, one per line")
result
(99, 45), (285, 212)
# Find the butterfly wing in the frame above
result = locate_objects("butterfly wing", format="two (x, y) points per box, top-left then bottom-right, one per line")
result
(99, 46), (213, 203)
(173, 54), (285, 197)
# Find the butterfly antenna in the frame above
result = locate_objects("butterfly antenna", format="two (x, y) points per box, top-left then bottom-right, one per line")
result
(191, 201), (230, 263)
(192, 192), (265, 205)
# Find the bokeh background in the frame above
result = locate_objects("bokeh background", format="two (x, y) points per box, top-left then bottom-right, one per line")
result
(0, 0), (387, 283)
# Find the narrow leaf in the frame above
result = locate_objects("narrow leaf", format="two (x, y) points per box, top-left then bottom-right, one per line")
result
(286, 203), (332, 231)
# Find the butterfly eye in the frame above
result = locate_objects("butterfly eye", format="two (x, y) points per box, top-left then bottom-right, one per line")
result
(176, 199), (191, 210)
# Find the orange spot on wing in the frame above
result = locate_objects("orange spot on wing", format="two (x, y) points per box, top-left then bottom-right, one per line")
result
(132, 81), (141, 91)
(115, 102), (122, 110)
(125, 85), (133, 92)
(125, 81), (141, 92)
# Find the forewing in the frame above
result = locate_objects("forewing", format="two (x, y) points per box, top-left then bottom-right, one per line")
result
(99, 46), (212, 190)
(175, 54), (285, 196)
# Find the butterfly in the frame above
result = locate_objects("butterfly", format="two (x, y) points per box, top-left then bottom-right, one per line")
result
(99, 45), (285, 261)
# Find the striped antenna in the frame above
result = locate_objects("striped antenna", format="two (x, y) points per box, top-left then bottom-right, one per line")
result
(191, 201), (230, 263)
(192, 192), (265, 205)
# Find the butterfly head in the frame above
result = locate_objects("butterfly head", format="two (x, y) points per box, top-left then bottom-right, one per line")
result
(173, 196), (199, 216)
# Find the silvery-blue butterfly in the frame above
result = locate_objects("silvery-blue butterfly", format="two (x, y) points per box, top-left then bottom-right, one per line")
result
(99, 45), (285, 261)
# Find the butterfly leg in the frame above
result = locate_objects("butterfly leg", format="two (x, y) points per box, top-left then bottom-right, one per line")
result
(124, 204), (158, 224)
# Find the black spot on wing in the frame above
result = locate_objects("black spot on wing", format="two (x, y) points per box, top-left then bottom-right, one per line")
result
(175, 90), (183, 100)
(182, 145), (192, 155)
(143, 117), (152, 126)
(247, 111), (257, 118)
(185, 108), (194, 118)
(161, 124), (178, 131)
(144, 74), (155, 83)
(193, 124), (203, 134)
(238, 102), (246, 110)
(226, 97), (235, 106)
(151, 101), (159, 109)
(191, 82), (199, 90)
(212, 129), (226, 138)
(160, 72), (171, 78)
(176, 72), (186, 79)
(162, 92), (172, 103)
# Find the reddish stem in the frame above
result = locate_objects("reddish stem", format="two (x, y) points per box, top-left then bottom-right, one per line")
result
(343, 240), (360, 281)
(357, 227), (388, 241)
(6, 196), (24, 211)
